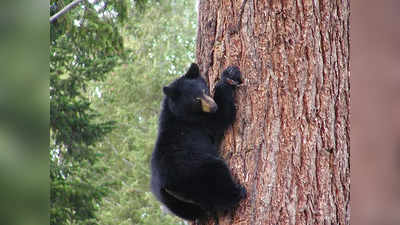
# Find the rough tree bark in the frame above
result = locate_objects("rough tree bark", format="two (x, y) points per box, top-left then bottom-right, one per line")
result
(196, 0), (350, 225)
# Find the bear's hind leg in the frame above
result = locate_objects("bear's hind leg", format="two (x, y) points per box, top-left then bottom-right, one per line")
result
(160, 188), (207, 221)
(194, 158), (247, 212)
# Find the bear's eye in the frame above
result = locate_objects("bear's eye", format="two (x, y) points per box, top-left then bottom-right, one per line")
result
(195, 97), (201, 104)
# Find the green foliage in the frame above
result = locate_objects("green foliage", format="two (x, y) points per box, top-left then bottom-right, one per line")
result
(50, 0), (197, 224)
(88, 0), (197, 224)
(50, 0), (135, 224)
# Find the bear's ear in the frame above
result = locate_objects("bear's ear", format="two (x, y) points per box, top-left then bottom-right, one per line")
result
(163, 86), (179, 98)
(184, 63), (200, 79)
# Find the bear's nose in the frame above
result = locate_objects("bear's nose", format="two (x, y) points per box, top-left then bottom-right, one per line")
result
(200, 95), (218, 113)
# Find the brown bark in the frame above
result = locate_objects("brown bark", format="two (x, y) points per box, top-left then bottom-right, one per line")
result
(196, 0), (350, 225)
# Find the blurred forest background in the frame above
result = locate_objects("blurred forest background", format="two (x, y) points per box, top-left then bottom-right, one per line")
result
(22, 0), (393, 224)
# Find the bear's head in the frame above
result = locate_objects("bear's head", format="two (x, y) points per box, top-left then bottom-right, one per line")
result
(163, 63), (217, 121)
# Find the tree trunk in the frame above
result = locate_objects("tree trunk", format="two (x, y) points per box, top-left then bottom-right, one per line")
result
(196, 0), (350, 225)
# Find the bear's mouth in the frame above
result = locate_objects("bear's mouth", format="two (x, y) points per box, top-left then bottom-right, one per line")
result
(200, 95), (217, 113)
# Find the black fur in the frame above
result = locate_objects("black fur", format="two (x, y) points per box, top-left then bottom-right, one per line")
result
(151, 63), (246, 223)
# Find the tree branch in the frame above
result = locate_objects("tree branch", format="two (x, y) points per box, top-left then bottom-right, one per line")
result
(50, 0), (86, 23)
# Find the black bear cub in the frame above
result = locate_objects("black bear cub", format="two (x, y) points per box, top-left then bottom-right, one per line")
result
(150, 63), (246, 224)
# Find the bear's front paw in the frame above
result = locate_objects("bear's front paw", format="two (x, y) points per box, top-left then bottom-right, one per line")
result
(222, 66), (243, 87)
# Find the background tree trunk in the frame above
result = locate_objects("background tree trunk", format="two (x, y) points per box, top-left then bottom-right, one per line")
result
(196, 0), (350, 224)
